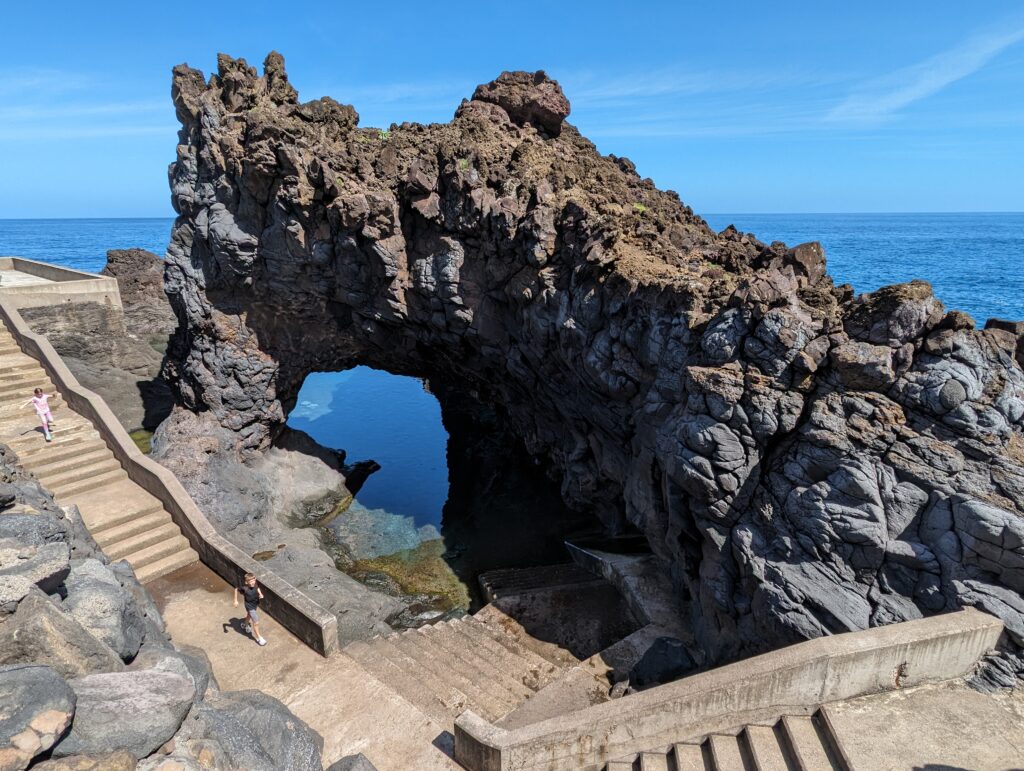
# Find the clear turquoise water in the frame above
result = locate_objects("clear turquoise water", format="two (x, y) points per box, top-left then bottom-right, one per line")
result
(2, 213), (1021, 530)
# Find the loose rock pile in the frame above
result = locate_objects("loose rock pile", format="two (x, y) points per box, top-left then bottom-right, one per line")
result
(0, 446), (328, 770)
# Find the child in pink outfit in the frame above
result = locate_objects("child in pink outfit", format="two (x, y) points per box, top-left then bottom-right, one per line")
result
(24, 388), (57, 441)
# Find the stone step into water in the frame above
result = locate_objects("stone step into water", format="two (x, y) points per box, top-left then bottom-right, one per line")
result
(477, 562), (606, 602)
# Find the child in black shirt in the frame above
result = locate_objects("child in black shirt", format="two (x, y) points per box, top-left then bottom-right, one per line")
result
(233, 572), (267, 646)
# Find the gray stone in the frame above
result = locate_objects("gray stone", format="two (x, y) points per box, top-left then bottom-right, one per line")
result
(629, 637), (697, 688)
(179, 689), (323, 771)
(0, 589), (123, 679)
(327, 753), (379, 771)
(0, 664), (75, 771)
(0, 539), (70, 594)
(129, 644), (217, 702)
(52, 668), (195, 760)
(63, 559), (145, 660)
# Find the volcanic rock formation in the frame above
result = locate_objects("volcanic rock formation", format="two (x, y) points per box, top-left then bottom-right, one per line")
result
(161, 52), (1024, 673)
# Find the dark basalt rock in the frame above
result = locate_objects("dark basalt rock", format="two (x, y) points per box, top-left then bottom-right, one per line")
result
(467, 70), (571, 136)
(161, 52), (1024, 672)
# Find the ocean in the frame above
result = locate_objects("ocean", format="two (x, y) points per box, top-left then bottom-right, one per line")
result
(2, 213), (1021, 530)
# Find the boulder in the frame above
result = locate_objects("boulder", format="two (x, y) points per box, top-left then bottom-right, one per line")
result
(0, 589), (123, 678)
(63, 559), (145, 660)
(129, 645), (217, 702)
(327, 753), (379, 771)
(0, 576), (32, 615)
(0, 539), (70, 594)
(0, 664), (75, 771)
(179, 689), (323, 771)
(469, 70), (570, 135)
(31, 751), (135, 771)
(51, 668), (194, 760)
(108, 560), (169, 648)
(629, 637), (697, 688)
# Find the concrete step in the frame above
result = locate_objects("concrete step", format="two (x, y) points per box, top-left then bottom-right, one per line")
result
(344, 640), (464, 725)
(7, 422), (95, 454)
(671, 743), (705, 771)
(420, 621), (535, 701)
(446, 619), (554, 693)
(638, 750), (671, 771)
(390, 630), (512, 721)
(474, 605), (578, 668)
(68, 481), (164, 533)
(19, 437), (109, 470)
(781, 715), (836, 771)
(707, 734), (745, 770)
(0, 344), (22, 356)
(135, 546), (199, 584)
(105, 522), (183, 561)
(0, 359), (40, 376)
(374, 637), (476, 718)
(36, 456), (122, 489)
(743, 724), (789, 771)
(26, 446), (113, 478)
(0, 375), (55, 397)
(449, 618), (561, 691)
(605, 708), (853, 771)
(50, 467), (129, 499)
(464, 615), (570, 685)
(478, 563), (605, 601)
(94, 510), (174, 548)
(121, 534), (192, 571)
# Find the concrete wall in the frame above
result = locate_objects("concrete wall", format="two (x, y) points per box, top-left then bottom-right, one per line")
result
(454, 608), (1003, 771)
(0, 298), (339, 656)
(0, 257), (123, 311)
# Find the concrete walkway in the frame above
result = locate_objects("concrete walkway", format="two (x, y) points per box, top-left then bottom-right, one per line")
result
(0, 321), (198, 582)
(149, 563), (461, 770)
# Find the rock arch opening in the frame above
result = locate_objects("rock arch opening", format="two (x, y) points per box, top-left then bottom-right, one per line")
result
(283, 365), (600, 615)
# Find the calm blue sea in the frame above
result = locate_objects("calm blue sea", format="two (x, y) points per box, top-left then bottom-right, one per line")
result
(2, 213), (1021, 529)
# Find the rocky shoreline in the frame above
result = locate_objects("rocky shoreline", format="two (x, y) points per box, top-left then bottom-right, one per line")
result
(0, 442), (342, 770)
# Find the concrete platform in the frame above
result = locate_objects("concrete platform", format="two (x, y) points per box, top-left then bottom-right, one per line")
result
(149, 562), (461, 770)
(827, 681), (1024, 771)
(0, 269), (54, 287)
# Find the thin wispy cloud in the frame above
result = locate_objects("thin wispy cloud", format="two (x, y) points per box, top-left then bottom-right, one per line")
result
(0, 68), (173, 142)
(827, 20), (1024, 124)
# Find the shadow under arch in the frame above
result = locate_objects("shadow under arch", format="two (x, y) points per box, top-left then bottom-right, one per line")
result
(285, 364), (601, 614)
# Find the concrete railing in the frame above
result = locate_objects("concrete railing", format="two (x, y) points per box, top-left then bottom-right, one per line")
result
(0, 256), (122, 310)
(454, 608), (1004, 771)
(0, 298), (340, 656)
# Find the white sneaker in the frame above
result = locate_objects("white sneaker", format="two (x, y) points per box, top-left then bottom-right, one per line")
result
(257, 637), (267, 646)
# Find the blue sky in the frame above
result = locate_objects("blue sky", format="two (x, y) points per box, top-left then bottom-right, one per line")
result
(2, 2), (1023, 217)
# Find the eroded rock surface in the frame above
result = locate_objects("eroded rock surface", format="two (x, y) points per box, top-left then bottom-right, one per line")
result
(162, 52), (1024, 670)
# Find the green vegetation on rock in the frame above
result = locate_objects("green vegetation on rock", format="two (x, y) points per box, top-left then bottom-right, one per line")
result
(350, 539), (470, 611)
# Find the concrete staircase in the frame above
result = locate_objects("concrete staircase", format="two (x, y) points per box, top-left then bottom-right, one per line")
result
(0, 324), (198, 582)
(343, 605), (579, 727)
(604, 708), (852, 771)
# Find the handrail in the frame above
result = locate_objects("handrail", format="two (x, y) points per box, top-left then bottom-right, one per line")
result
(0, 298), (339, 655)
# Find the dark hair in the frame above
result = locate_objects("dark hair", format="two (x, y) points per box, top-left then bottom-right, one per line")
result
(33, 388), (42, 396)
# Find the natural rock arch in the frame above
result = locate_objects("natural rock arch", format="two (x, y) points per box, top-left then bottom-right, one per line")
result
(163, 52), (1024, 668)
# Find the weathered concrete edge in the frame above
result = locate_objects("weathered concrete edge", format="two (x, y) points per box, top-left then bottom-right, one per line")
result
(454, 608), (1003, 771)
(0, 298), (339, 656)
(0, 257), (123, 310)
